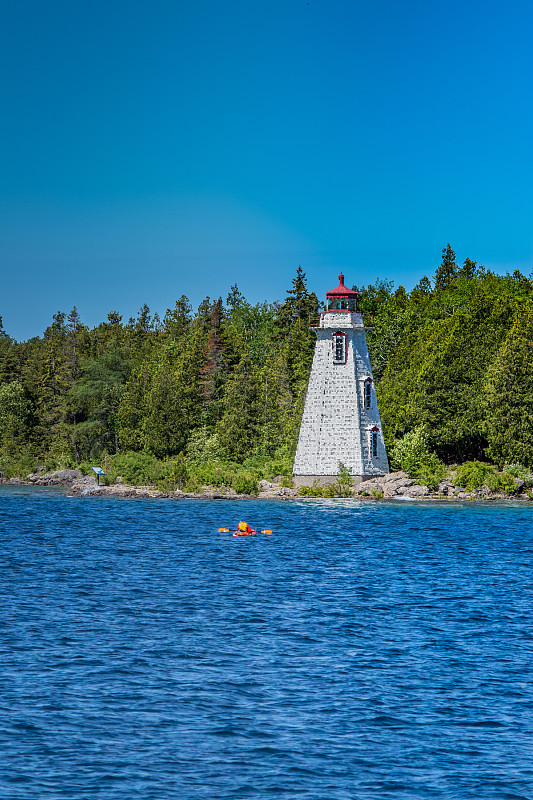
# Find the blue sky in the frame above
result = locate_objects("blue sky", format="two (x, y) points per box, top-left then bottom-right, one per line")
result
(1, 0), (532, 341)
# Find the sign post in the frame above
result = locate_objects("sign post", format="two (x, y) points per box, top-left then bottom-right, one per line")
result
(91, 466), (106, 487)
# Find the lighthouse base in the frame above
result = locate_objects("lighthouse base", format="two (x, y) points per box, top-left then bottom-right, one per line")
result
(292, 474), (386, 488)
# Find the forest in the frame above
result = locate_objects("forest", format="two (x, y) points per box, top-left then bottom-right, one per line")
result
(1, 245), (532, 492)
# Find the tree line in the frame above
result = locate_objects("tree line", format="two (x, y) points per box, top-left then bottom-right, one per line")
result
(0, 267), (319, 485)
(1, 249), (532, 487)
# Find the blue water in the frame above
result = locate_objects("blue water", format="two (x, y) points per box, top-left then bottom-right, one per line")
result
(1, 487), (533, 799)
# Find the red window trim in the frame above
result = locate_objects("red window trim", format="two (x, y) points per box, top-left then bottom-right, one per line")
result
(370, 426), (379, 457)
(364, 379), (372, 409)
(332, 331), (347, 364)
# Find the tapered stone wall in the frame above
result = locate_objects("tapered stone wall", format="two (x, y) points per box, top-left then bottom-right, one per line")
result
(293, 311), (389, 482)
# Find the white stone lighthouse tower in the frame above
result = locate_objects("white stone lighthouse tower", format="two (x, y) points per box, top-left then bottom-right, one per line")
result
(293, 272), (389, 485)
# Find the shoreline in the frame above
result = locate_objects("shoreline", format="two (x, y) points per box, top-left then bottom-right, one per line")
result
(2, 469), (532, 504)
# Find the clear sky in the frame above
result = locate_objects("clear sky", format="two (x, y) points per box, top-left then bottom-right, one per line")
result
(1, 0), (532, 341)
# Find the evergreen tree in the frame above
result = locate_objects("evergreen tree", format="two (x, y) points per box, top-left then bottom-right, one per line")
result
(68, 349), (130, 460)
(412, 275), (432, 295)
(434, 244), (458, 290)
(483, 304), (533, 466)
(226, 283), (245, 313)
(0, 381), (32, 457)
(457, 257), (477, 280)
(199, 299), (226, 426)
(276, 265), (319, 328)
(217, 354), (262, 459)
(143, 338), (201, 458)
(163, 295), (192, 341)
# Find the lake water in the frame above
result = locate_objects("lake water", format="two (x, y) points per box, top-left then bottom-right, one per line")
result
(1, 486), (533, 799)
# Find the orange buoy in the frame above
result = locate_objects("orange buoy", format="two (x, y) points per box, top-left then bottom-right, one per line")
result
(261, 529), (273, 535)
(218, 527), (230, 532)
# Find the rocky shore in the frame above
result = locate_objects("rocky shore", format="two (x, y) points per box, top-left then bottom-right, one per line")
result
(1, 469), (299, 500)
(350, 471), (532, 501)
(1, 468), (531, 502)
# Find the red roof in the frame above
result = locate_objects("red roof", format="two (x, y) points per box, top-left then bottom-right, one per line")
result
(326, 272), (358, 297)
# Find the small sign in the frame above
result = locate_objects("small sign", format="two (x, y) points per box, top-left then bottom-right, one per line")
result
(91, 466), (106, 486)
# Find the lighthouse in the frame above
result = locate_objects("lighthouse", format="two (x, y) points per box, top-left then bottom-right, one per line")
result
(293, 272), (389, 486)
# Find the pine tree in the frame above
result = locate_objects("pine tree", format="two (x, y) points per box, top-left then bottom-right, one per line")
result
(457, 257), (477, 280)
(163, 295), (192, 341)
(198, 299), (226, 426)
(276, 265), (319, 328)
(226, 283), (245, 313)
(434, 244), (458, 290)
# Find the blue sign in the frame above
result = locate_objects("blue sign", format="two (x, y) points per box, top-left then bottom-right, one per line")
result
(92, 467), (106, 475)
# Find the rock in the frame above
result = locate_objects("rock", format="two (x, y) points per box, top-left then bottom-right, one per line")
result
(259, 480), (272, 492)
(381, 471), (410, 483)
(437, 479), (454, 495)
(381, 472), (416, 497)
(514, 478), (525, 491)
(407, 484), (430, 497)
(354, 481), (382, 495)
(33, 469), (83, 485)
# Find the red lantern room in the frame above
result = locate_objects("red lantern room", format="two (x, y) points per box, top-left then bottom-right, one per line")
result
(325, 272), (358, 312)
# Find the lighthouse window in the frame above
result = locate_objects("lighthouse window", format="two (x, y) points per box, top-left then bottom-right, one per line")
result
(332, 333), (346, 364)
(371, 430), (378, 457)
(364, 381), (372, 409)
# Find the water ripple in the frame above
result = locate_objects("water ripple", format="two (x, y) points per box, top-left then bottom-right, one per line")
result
(1, 488), (533, 798)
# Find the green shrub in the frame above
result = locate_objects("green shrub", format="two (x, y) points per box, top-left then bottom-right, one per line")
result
(390, 427), (447, 484)
(154, 455), (188, 492)
(335, 462), (353, 497)
(185, 477), (202, 493)
(190, 464), (225, 487)
(231, 473), (259, 495)
(370, 488), (384, 499)
(78, 461), (94, 476)
(297, 485), (324, 497)
(498, 473), (519, 495)
(454, 461), (496, 491)
(298, 481), (349, 498)
(105, 451), (159, 485)
(390, 427), (431, 473)
(502, 463), (533, 486)
(0, 451), (38, 480)
(486, 471), (518, 495)
(416, 460), (448, 490)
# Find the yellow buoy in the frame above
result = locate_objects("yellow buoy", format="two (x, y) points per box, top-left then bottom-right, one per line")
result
(261, 529), (273, 535)
(218, 527), (230, 533)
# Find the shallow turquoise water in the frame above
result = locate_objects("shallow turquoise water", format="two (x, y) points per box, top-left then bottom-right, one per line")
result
(1, 487), (532, 799)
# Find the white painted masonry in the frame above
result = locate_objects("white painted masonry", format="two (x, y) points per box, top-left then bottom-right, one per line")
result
(293, 305), (389, 484)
